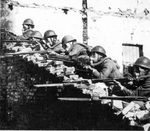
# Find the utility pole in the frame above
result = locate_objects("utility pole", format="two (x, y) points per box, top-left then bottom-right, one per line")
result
(82, 0), (88, 45)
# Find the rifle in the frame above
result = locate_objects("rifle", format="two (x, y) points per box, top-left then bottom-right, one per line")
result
(2, 51), (73, 62)
(4, 50), (53, 56)
(66, 77), (132, 83)
(1, 40), (32, 43)
(1, 29), (17, 40)
(34, 75), (150, 88)
(58, 96), (150, 102)
(0, 50), (49, 59)
(33, 78), (130, 88)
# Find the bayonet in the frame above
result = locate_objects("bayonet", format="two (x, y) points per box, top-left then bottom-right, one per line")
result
(58, 97), (92, 101)
(34, 83), (77, 88)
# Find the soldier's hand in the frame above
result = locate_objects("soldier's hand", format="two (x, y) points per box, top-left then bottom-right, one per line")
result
(83, 65), (96, 73)
(113, 80), (125, 90)
(124, 73), (135, 85)
(83, 65), (92, 70)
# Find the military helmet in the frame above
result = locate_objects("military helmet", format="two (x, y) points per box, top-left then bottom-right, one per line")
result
(30, 31), (42, 39)
(91, 46), (106, 56)
(44, 30), (57, 39)
(134, 56), (150, 70)
(23, 18), (34, 26)
(23, 30), (34, 39)
(62, 35), (76, 45)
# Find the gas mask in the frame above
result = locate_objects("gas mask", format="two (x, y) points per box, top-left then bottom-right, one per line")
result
(134, 66), (149, 78)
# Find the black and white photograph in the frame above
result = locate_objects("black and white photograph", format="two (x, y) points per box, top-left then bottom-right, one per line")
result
(0, 0), (150, 130)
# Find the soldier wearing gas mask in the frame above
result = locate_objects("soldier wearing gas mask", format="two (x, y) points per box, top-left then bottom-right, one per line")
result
(61, 35), (90, 58)
(85, 45), (123, 79)
(29, 31), (44, 51)
(114, 56), (150, 96)
(22, 18), (34, 34)
(43, 30), (65, 54)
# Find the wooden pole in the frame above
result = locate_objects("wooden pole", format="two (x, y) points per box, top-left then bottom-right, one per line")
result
(82, 0), (88, 45)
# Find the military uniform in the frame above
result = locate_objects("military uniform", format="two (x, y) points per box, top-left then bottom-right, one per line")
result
(89, 46), (123, 79)
(118, 56), (150, 96)
(29, 30), (44, 51)
(91, 57), (123, 79)
(43, 30), (65, 54)
(17, 29), (34, 40)
(68, 42), (90, 57)
(61, 35), (90, 57)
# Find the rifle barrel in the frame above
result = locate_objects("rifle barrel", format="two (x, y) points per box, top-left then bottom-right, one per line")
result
(5, 50), (49, 55)
(1, 40), (31, 42)
(4, 51), (68, 57)
(66, 78), (130, 83)
(93, 78), (130, 83)
(34, 78), (130, 88)
(99, 96), (148, 101)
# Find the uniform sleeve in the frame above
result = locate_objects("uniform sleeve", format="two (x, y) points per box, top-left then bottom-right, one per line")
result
(121, 87), (137, 96)
(92, 61), (113, 79)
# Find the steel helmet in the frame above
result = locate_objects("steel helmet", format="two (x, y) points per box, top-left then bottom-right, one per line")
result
(30, 31), (42, 39)
(23, 18), (34, 26)
(91, 46), (106, 56)
(62, 35), (76, 45)
(134, 56), (150, 70)
(23, 30), (34, 39)
(44, 30), (57, 39)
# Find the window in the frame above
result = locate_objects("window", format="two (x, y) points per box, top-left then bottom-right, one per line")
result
(122, 44), (143, 74)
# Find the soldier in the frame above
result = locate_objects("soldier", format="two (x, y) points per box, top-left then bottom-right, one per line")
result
(61, 35), (90, 58)
(114, 56), (150, 96)
(16, 18), (35, 40)
(13, 18), (34, 41)
(13, 31), (41, 52)
(18, 30), (34, 40)
(43, 30), (65, 53)
(12, 30), (34, 52)
(85, 45), (123, 79)
(22, 18), (34, 33)
(29, 30), (44, 51)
